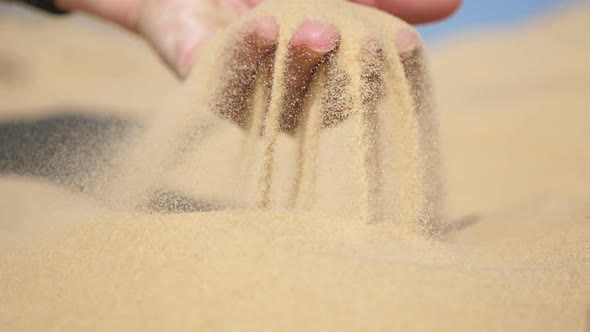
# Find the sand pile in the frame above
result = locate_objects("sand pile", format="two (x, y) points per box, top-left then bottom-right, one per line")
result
(1, 1), (590, 331)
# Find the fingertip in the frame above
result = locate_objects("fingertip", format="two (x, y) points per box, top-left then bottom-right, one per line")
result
(245, 16), (279, 44)
(174, 35), (205, 78)
(292, 20), (340, 53)
(394, 28), (421, 54)
(376, 0), (461, 24)
(255, 16), (279, 41)
(426, 0), (461, 22)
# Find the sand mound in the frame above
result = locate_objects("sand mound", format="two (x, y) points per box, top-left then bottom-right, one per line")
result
(2, 208), (589, 331)
(0, 177), (103, 251)
(1, 1), (590, 331)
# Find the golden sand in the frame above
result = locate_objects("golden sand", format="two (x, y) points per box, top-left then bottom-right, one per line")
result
(1, 1), (590, 331)
(106, 0), (439, 233)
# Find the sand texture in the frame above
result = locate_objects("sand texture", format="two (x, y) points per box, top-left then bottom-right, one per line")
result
(1, 1), (590, 331)
(105, 0), (440, 234)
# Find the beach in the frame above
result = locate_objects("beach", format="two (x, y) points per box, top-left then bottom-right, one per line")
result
(1, 2), (589, 331)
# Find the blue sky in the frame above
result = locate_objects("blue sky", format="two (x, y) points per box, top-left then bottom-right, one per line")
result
(418, 0), (583, 41)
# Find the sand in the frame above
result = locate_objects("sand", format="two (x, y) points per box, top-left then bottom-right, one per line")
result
(106, 0), (440, 233)
(1, 1), (590, 331)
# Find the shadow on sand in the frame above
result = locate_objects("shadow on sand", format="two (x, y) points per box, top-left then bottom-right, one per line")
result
(0, 111), (130, 190)
(0, 111), (227, 214)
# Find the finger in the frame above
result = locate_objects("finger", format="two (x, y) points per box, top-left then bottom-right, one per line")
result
(394, 27), (422, 55)
(174, 24), (213, 78)
(280, 20), (340, 133)
(394, 28), (429, 112)
(137, 5), (214, 78)
(213, 16), (279, 127)
(353, 0), (461, 24)
(136, 0), (237, 78)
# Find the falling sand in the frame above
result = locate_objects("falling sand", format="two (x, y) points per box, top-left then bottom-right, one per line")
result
(106, 0), (440, 234)
(1, 0), (590, 331)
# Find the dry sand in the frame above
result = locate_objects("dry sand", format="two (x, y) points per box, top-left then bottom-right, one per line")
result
(106, 0), (440, 233)
(1, 1), (590, 331)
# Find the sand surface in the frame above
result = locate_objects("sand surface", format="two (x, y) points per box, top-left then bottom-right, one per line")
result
(1, 1), (590, 331)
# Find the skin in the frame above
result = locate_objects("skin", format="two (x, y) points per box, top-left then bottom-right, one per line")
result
(56, 0), (461, 78)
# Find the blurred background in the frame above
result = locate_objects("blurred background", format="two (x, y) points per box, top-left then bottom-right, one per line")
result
(419, 0), (583, 41)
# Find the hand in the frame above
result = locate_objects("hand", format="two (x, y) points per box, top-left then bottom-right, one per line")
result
(56, 0), (460, 78)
